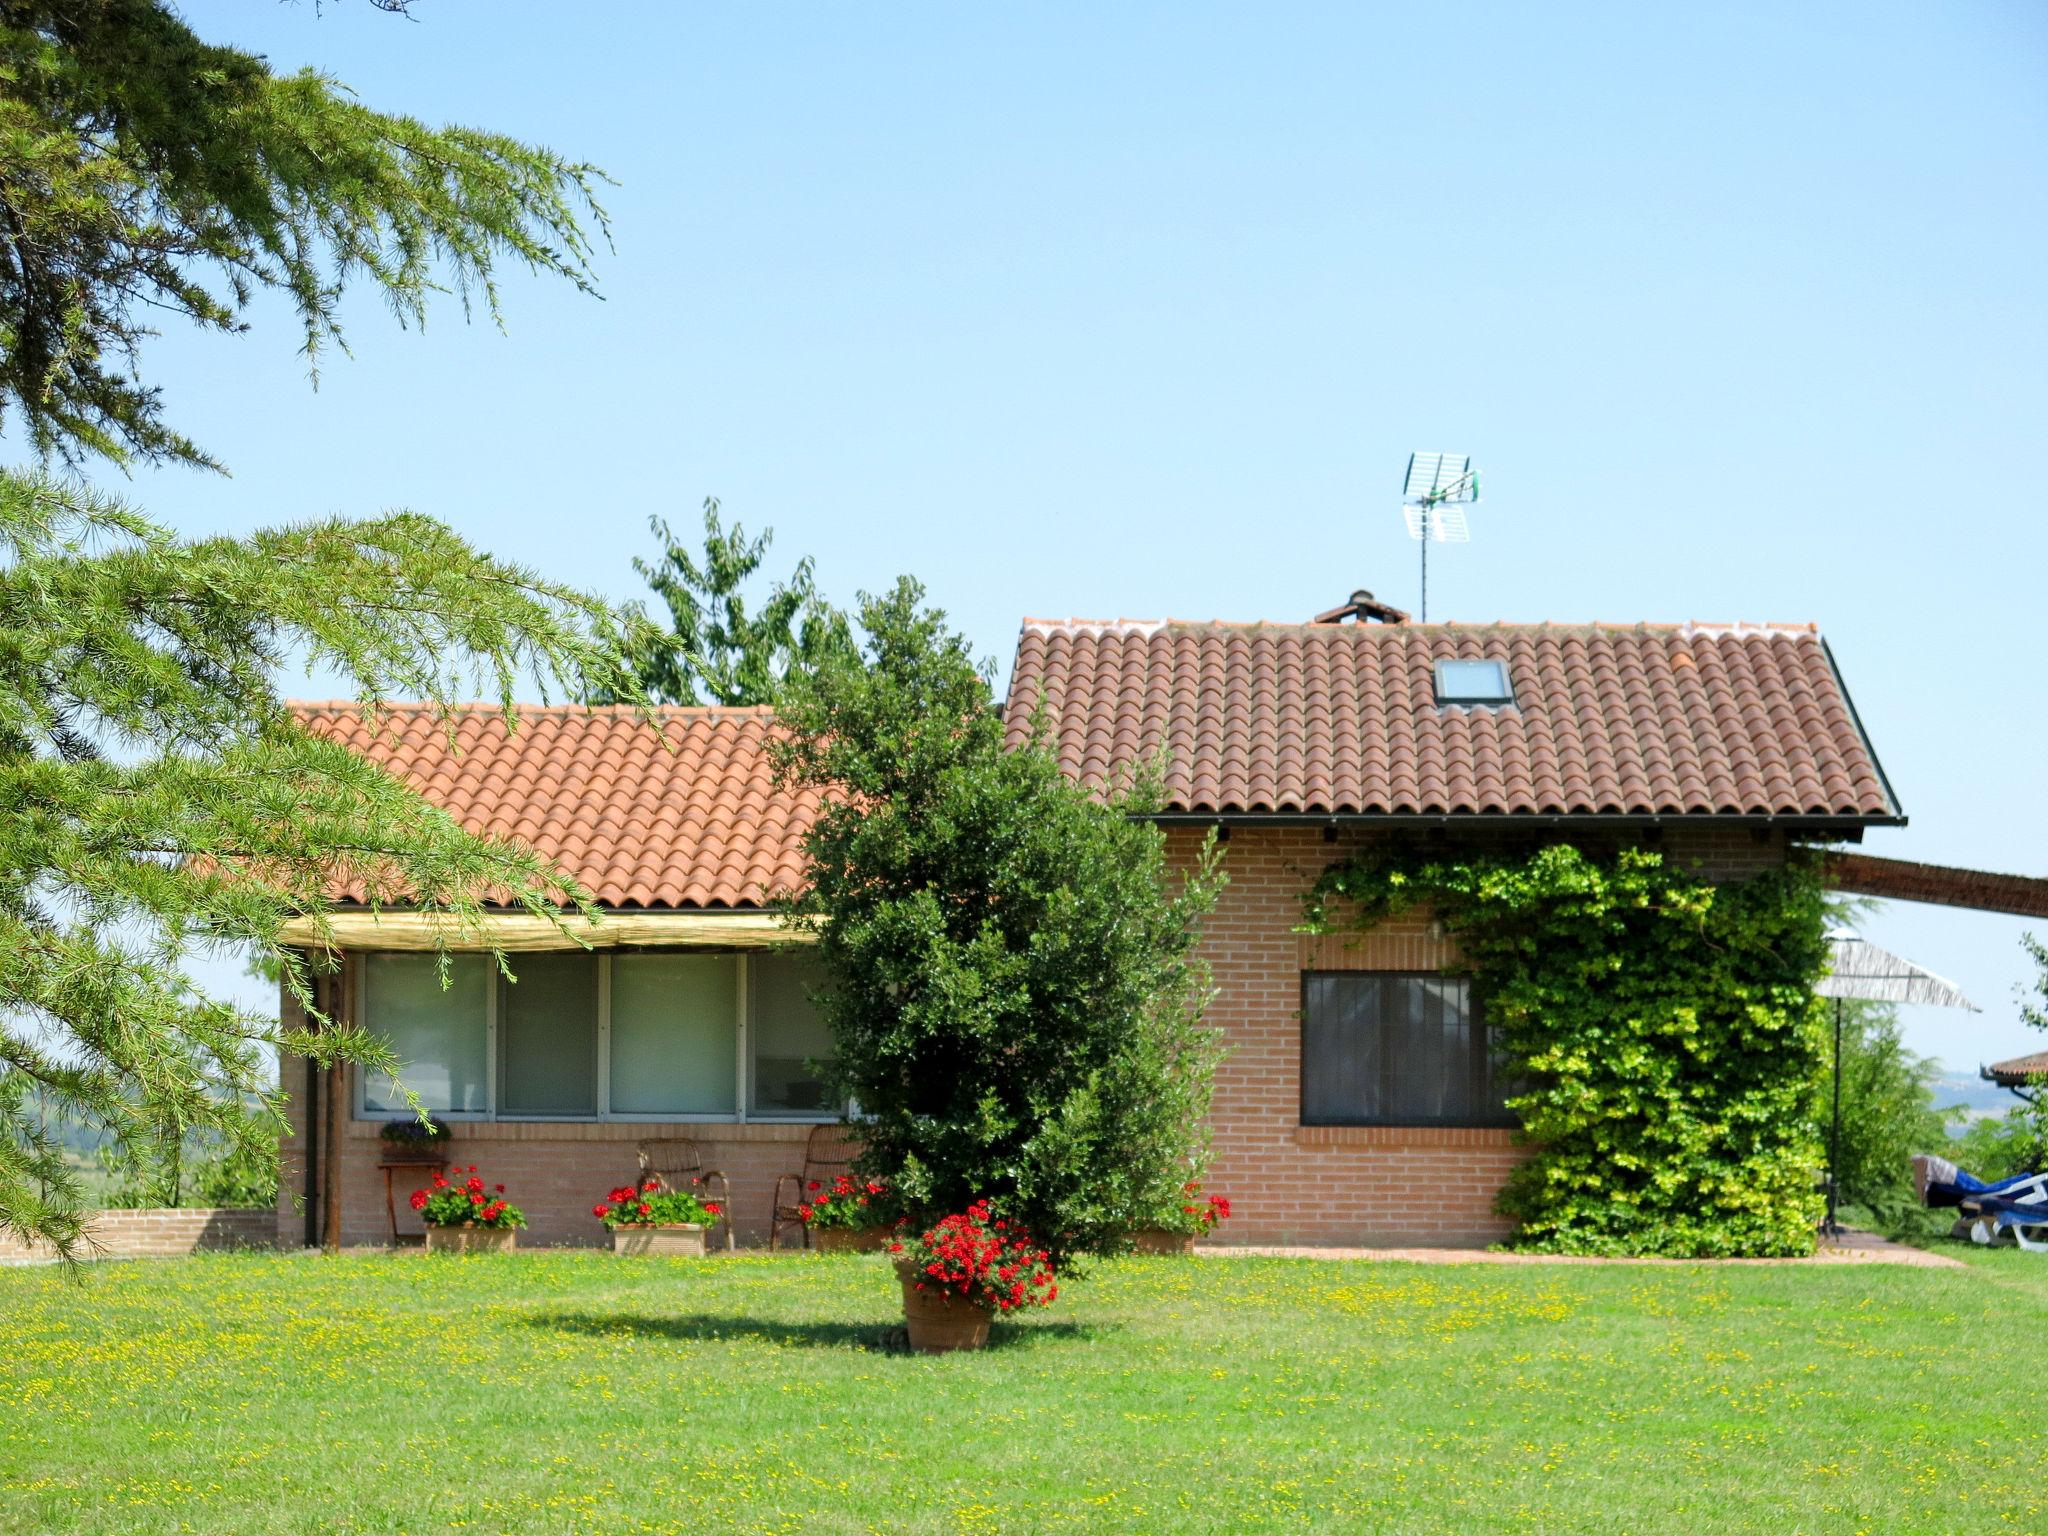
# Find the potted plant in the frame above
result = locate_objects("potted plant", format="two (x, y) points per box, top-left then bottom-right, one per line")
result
(379, 1116), (450, 1163)
(799, 1174), (897, 1253)
(411, 1166), (524, 1253)
(595, 1179), (723, 1257)
(1133, 1182), (1231, 1254)
(888, 1202), (1057, 1352)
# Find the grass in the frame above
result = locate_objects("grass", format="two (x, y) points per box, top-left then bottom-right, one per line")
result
(1, 1246), (2044, 1535)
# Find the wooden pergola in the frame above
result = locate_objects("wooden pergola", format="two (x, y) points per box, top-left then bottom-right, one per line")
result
(1821, 852), (2048, 921)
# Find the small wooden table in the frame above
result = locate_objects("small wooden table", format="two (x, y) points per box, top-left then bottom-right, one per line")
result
(378, 1159), (448, 1245)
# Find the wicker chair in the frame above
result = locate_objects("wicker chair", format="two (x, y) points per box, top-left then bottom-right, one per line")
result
(769, 1124), (862, 1251)
(633, 1137), (735, 1252)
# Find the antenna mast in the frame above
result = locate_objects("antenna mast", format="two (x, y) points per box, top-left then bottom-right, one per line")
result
(1400, 452), (1481, 621)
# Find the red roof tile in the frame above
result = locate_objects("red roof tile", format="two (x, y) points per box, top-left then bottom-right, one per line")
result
(293, 702), (816, 909)
(1002, 619), (1899, 821)
(1987, 1050), (2048, 1085)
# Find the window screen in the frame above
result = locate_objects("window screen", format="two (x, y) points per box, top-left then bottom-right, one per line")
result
(748, 953), (835, 1116)
(609, 954), (739, 1115)
(498, 952), (599, 1116)
(360, 953), (490, 1114)
(1300, 973), (1513, 1127)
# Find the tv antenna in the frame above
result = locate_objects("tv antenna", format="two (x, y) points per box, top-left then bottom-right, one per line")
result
(1401, 452), (1480, 622)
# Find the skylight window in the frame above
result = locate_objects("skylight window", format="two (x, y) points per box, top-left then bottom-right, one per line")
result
(1434, 658), (1514, 706)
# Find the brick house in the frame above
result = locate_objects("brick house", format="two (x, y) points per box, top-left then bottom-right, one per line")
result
(278, 596), (1902, 1249)
(1001, 597), (1900, 1245)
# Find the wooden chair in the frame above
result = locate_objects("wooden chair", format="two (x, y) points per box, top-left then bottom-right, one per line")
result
(769, 1124), (862, 1251)
(634, 1137), (735, 1252)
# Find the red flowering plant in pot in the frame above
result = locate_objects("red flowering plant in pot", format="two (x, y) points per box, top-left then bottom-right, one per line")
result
(888, 1201), (1057, 1352)
(410, 1166), (525, 1254)
(595, 1179), (724, 1258)
(1133, 1181), (1231, 1255)
(798, 1174), (898, 1254)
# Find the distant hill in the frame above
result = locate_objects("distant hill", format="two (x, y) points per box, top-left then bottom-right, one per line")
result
(1932, 1074), (2021, 1122)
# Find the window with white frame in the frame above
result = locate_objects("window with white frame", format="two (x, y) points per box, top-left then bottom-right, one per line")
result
(355, 949), (836, 1122)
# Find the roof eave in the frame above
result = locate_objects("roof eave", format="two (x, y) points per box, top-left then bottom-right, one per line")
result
(1141, 810), (1904, 833)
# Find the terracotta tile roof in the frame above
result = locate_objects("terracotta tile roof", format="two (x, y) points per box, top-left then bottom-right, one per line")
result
(1002, 619), (1901, 821)
(292, 702), (816, 909)
(1986, 1050), (2048, 1086)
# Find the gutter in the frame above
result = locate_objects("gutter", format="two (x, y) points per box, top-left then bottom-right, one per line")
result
(1141, 811), (1903, 833)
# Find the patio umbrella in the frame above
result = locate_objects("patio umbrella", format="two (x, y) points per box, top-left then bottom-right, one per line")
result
(1816, 929), (1979, 1233)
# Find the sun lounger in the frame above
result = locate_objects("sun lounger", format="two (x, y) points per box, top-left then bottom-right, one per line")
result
(1913, 1155), (2048, 1250)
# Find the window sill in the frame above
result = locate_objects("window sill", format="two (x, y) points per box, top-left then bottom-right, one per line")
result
(346, 1118), (833, 1143)
(1293, 1124), (1519, 1149)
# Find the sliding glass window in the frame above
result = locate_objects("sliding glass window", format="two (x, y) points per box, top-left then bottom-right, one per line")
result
(498, 952), (599, 1117)
(360, 953), (490, 1115)
(609, 954), (738, 1116)
(355, 948), (838, 1123)
(748, 954), (835, 1117)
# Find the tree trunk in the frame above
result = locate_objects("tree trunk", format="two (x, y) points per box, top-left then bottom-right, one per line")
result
(321, 959), (347, 1254)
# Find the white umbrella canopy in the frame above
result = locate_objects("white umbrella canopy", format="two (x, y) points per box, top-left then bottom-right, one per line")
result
(1816, 929), (1978, 1011)
(1815, 928), (1977, 1237)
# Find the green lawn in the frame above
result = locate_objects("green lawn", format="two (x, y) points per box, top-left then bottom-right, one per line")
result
(1, 1247), (2042, 1535)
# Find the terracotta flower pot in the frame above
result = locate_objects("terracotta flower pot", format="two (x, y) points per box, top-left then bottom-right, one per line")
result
(424, 1224), (515, 1255)
(1131, 1228), (1197, 1255)
(811, 1226), (890, 1255)
(895, 1260), (993, 1353)
(611, 1224), (708, 1257)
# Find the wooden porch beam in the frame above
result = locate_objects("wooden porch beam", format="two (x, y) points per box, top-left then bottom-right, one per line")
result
(274, 909), (813, 952)
(1822, 852), (2048, 920)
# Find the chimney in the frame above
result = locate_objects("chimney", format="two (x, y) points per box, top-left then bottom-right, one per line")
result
(1312, 588), (1409, 625)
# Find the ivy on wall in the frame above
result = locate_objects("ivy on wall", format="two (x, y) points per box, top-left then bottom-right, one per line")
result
(1302, 843), (1831, 1258)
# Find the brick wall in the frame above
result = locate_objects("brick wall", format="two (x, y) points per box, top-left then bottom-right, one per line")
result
(277, 976), (835, 1250)
(0, 1207), (277, 1265)
(276, 822), (1788, 1253)
(1171, 822), (1788, 1247)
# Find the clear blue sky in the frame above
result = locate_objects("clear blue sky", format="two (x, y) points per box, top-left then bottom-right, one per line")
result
(115, 2), (2048, 1075)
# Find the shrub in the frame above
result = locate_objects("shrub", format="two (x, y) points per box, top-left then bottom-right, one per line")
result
(410, 1166), (524, 1229)
(889, 1202), (1058, 1313)
(1824, 1000), (1950, 1228)
(798, 1174), (896, 1231)
(592, 1180), (722, 1228)
(1143, 1181), (1232, 1237)
(1305, 843), (1829, 1258)
(773, 579), (1222, 1267)
(378, 1118), (449, 1152)
(98, 1121), (278, 1209)
(1950, 1090), (2048, 1182)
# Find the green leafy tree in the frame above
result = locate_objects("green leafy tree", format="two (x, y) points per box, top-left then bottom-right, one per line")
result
(606, 499), (855, 705)
(1305, 844), (1831, 1258)
(772, 579), (1223, 1268)
(1950, 1096), (2048, 1183)
(0, 0), (634, 1258)
(2022, 931), (2048, 1033)
(0, 472), (642, 1257)
(1825, 1000), (1949, 1226)
(0, 0), (609, 471)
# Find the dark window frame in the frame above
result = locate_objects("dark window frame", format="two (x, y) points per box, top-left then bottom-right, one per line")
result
(1298, 970), (1517, 1129)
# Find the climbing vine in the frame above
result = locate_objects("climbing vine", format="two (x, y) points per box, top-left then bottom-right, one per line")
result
(1302, 843), (1831, 1258)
